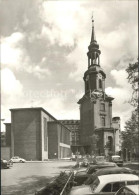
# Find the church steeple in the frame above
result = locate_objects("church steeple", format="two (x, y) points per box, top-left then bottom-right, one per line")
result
(91, 16), (96, 43)
(87, 16), (101, 67)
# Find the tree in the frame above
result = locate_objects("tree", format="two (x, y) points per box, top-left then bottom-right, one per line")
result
(126, 59), (138, 107)
(121, 59), (139, 160)
(121, 111), (138, 158)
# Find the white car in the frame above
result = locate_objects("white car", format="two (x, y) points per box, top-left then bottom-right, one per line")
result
(68, 174), (139, 195)
(115, 185), (139, 195)
(10, 156), (26, 163)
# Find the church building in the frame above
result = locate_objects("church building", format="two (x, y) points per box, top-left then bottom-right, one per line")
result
(78, 17), (121, 156)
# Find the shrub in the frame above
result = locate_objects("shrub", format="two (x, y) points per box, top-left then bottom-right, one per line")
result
(35, 171), (73, 195)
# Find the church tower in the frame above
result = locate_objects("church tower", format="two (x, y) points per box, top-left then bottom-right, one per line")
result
(84, 16), (106, 94)
(78, 17), (116, 156)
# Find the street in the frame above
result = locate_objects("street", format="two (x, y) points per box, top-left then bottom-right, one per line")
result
(1, 160), (76, 195)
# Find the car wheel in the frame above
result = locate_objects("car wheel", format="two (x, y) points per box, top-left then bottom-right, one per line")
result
(20, 160), (23, 163)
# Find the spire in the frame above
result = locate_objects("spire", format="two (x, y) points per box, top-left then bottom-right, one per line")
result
(91, 14), (96, 43)
(87, 15), (101, 67)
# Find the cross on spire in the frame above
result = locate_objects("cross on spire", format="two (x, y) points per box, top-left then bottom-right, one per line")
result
(91, 11), (94, 22)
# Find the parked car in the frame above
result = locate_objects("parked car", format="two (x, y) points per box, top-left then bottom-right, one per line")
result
(84, 167), (137, 185)
(10, 156), (26, 163)
(68, 174), (139, 195)
(115, 185), (139, 195)
(111, 155), (123, 167)
(1, 159), (13, 169)
(74, 162), (117, 186)
(95, 156), (106, 163)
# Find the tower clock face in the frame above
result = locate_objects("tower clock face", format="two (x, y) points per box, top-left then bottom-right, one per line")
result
(98, 73), (102, 79)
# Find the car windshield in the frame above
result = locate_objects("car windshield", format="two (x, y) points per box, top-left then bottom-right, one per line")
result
(90, 178), (100, 192)
(127, 180), (139, 185)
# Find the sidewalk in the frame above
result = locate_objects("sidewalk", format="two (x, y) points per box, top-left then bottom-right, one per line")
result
(26, 159), (73, 163)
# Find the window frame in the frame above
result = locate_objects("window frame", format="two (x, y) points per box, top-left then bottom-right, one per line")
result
(100, 102), (105, 111)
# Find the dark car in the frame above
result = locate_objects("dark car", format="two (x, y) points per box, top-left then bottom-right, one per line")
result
(84, 167), (136, 185)
(74, 162), (117, 186)
(1, 159), (12, 169)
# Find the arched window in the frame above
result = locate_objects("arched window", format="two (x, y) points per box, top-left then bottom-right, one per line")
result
(99, 79), (102, 88)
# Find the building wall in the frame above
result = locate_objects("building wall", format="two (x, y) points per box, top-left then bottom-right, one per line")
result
(40, 111), (54, 160)
(94, 100), (112, 129)
(80, 97), (113, 147)
(5, 124), (11, 146)
(48, 122), (71, 159)
(80, 99), (94, 145)
(11, 109), (41, 160)
(59, 120), (80, 147)
(48, 122), (58, 159)
(59, 123), (71, 158)
(1, 147), (11, 160)
(96, 130), (104, 155)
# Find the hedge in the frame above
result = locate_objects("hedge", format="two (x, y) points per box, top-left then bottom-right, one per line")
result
(35, 171), (73, 195)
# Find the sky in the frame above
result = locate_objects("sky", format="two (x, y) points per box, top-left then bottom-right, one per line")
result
(1, 0), (138, 131)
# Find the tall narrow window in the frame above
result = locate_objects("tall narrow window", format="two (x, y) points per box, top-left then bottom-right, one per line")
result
(99, 79), (102, 88)
(101, 116), (105, 126)
(100, 103), (105, 111)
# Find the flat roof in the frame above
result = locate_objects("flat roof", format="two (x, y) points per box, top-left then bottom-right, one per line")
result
(10, 107), (71, 132)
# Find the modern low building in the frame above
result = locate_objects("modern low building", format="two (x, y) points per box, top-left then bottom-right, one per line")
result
(59, 120), (80, 153)
(4, 107), (71, 161)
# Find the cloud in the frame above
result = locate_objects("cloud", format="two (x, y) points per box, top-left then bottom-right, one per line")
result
(0, 0), (138, 132)
(110, 69), (129, 88)
(1, 32), (24, 68)
(1, 68), (23, 95)
(105, 69), (133, 130)
(1, 68), (24, 131)
(41, 1), (82, 46)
